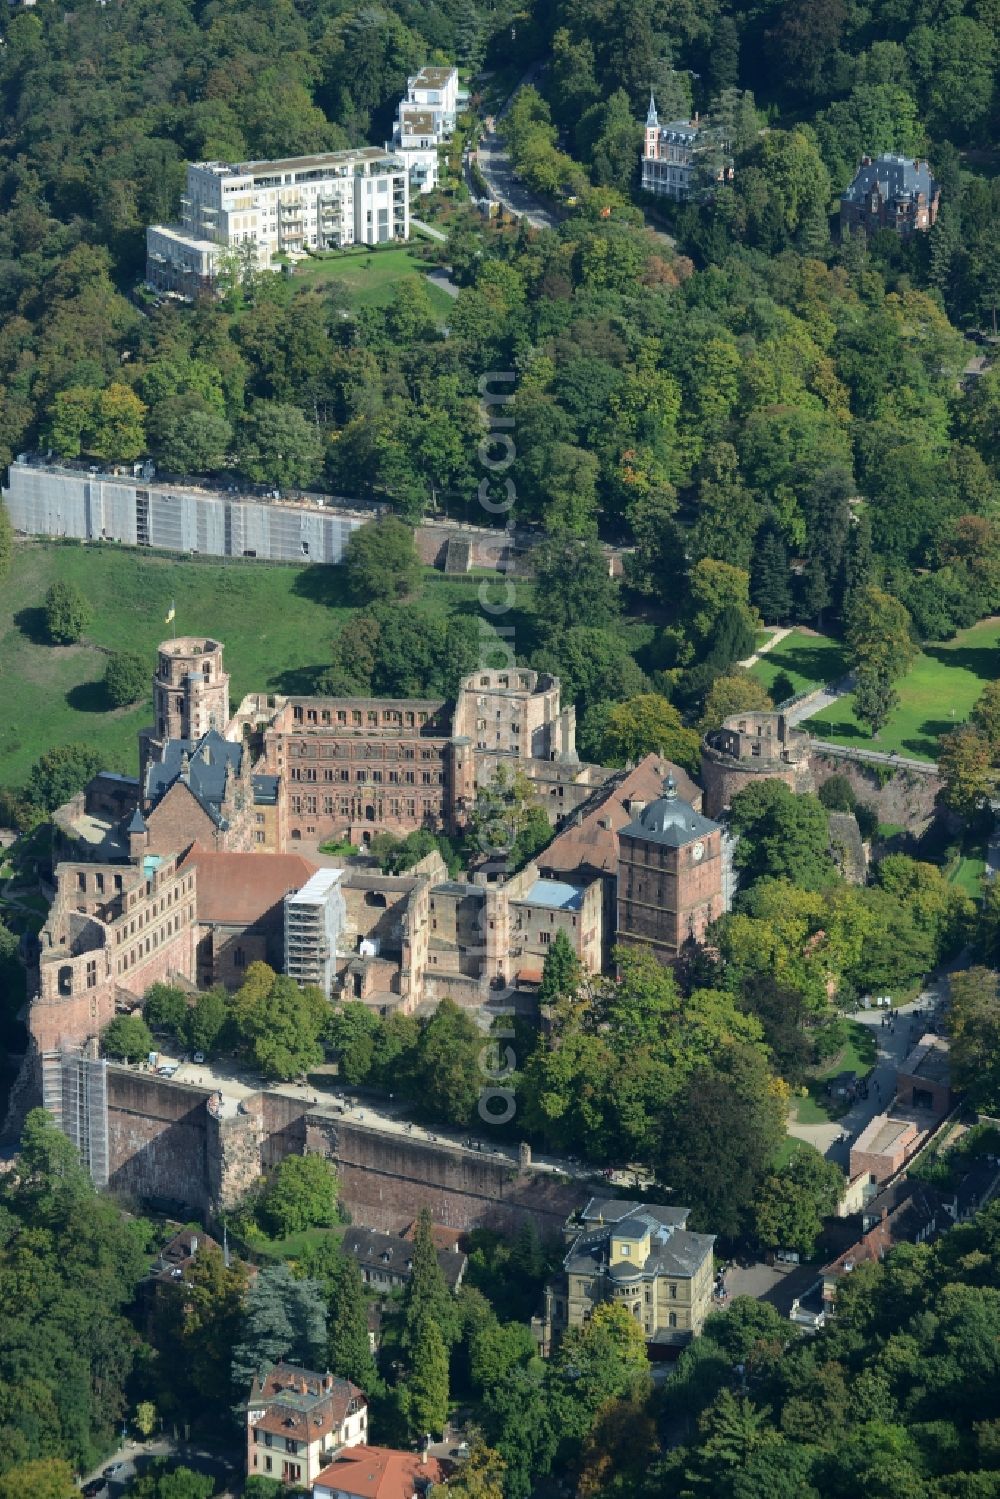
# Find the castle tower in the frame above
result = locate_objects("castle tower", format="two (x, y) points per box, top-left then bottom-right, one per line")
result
(645, 93), (659, 160)
(153, 637), (230, 743)
(140, 636), (230, 788)
(616, 774), (724, 964)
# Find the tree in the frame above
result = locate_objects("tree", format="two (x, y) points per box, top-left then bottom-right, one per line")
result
(238, 401), (323, 488)
(938, 727), (993, 818)
(344, 516), (421, 603)
(231, 1263), (327, 1390)
(468, 765), (549, 870)
(533, 538), (620, 634)
(104, 650), (148, 707)
(28, 742), (104, 810)
(403, 1314), (450, 1439)
(184, 986), (229, 1056)
(402, 1208), (460, 1355)
(240, 973), (330, 1079)
(818, 774), (857, 813)
(593, 694), (701, 772)
(730, 781), (832, 891)
(162, 1244), (248, 1417)
(101, 1013), (154, 1062)
(972, 681), (1000, 759)
(130, 1464), (214, 1499)
(947, 968), (1000, 1112)
(538, 929), (583, 1010)
(751, 525), (793, 624)
(89, 382), (147, 462)
(705, 606), (757, 673)
(44, 580), (91, 644)
(699, 675), (773, 736)
(325, 1249), (379, 1394)
(0, 1460), (77, 1499)
(256, 1153), (339, 1238)
(659, 1044), (787, 1238)
(847, 588), (915, 738)
(134, 1401), (158, 1438)
(444, 1439), (506, 1499)
(753, 1146), (844, 1256)
(549, 1303), (652, 1444)
(144, 982), (189, 1037)
(0, 499), (13, 583)
(151, 407), (232, 474)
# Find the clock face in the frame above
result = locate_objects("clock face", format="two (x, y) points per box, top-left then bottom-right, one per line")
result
(692, 841), (705, 862)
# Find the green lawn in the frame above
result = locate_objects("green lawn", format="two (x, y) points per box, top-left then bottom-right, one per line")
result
(788, 1022), (878, 1126)
(803, 616), (1000, 761)
(292, 246), (454, 320)
(248, 1224), (346, 1261)
(0, 540), (508, 792)
(750, 629), (849, 700)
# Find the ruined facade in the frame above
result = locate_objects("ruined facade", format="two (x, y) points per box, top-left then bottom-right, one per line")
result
(701, 710), (813, 819)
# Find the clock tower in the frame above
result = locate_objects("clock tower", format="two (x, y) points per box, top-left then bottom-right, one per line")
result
(616, 775), (724, 964)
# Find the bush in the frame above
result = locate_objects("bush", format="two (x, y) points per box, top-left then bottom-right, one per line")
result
(104, 650), (148, 707)
(44, 580), (91, 644)
(770, 670), (795, 705)
(855, 802), (879, 840)
(818, 774), (857, 813)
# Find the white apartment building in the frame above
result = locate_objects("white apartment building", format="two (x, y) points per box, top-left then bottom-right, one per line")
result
(146, 148), (410, 294)
(284, 869), (345, 997)
(388, 65), (461, 195)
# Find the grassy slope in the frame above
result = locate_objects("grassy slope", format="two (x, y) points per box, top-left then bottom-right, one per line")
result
(292, 246), (454, 319)
(749, 629), (849, 698)
(804, 616), (1000, 761)
(0, 541), (523, 791)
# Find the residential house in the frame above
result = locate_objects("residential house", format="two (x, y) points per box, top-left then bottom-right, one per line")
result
(641, 97), (731, 201)
(840, 154), (940, 238)
(341, 1226), (467, 1293)
(542, 1197), (715, 1354)
(314, 1446), (447, 1499)
(387, 65), (460, 194)
(246, 1364), (367, 1489)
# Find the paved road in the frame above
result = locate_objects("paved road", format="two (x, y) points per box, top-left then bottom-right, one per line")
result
(738, 625), (792, 670)
(785, 673), (854, 727)
(425, 266), (460, 299)
(788, 979), (950, 1165)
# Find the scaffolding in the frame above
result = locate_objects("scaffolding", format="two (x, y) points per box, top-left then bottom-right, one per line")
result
(54, 1054), (110, 1188)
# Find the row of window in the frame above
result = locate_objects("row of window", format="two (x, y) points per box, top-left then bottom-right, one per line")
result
(290, 741), (441, 761)
(291, 767), (442, 786)
(113, 876), (190, 943)
(292, 706), (433, 728)
(117, 907), (193, 975)
(288, 794), (440, 817)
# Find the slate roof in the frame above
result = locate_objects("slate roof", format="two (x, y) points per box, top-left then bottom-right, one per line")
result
(145, 729), (243, 826)
(565, 1198), (713, 1281)
(842, 154), (937, 205)
(538, 755), (702, 880)
(620, 776), (719, 849)
(248, 1363), (365, 1440)
(341, 1226), (467, 1290)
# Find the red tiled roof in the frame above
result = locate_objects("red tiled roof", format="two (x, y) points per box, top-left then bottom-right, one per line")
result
(248, 1364), (365, 1441)
(315, 1446), (447, 1499)
(181, 844), (317, 925)
(538, 755), (702, 879)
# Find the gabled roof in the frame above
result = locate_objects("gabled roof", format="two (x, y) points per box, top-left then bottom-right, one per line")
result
(146, 729), (244, 826)
(315, 1446), (447, 1499)
(538, 755), (702, 880)
(248, 1363), (365, 1440)
(180, 843), (317, 926)
(341, 1226), (466, 1290)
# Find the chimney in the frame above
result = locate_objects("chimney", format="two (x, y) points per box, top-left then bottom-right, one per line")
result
(190, 1234), (198, 1254)
(421, 1449), (428, 1466)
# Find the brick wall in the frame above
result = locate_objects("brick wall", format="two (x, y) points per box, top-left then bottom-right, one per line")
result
(106, 1068), (212, 1211)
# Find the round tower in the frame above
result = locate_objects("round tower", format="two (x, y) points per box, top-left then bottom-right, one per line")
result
(153, 637), (230, 743)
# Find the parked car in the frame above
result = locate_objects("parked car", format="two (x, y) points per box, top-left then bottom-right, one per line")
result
(81, 1480), (107, 1497)
(193, 1052), (205, 1064)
